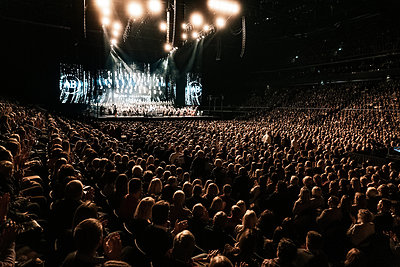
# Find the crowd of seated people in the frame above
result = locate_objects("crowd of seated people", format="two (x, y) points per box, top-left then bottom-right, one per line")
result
(247, 80), (400, 111)
(0, 79), (400, 266)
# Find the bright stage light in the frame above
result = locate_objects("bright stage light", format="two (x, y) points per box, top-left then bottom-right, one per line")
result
(127, 2), (143, 18)
(203, 24), (210, 32)
(208, 0), (240, 15)
(96, 0), (110, 8)
(159, 21), (167, 31)
(190, 13), (203, 27)
(192, 31), (199, 39)
(111, 38), (117, 45)
(231, 2), (240, 14)
(164, 43), (172, 51)
(113, 21), (122, 31)
(148, 0), (162, 14)
(182, 23), (187, 30)
(102, 17), (110, 26)
(216, 17), (226, 28)
(182, 33), (187, 40)
(112, 29), (120, 37)
(101, 7), (111, 16)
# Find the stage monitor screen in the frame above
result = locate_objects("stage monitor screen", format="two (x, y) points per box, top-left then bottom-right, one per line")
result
(185, 73), (202, 106)
(59, 63), (91, 104)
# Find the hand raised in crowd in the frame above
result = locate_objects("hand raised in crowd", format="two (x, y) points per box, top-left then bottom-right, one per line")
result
(0, 221), (18, 251)
(103, 232), (122, 260)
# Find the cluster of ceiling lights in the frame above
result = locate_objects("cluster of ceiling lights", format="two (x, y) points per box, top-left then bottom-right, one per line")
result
(95, 0), (240, 51)
(177, 0), (240, 48)
(95, 0), (163, 46)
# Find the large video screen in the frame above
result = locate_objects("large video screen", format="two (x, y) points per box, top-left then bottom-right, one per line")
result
(185, 73), (202, 106)
(60, 62), (170, 105)
(96, 63), (167, 105)
(59, 63), (92, 104)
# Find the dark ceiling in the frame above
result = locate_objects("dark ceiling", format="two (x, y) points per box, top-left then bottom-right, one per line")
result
(0, 0), (398, 103)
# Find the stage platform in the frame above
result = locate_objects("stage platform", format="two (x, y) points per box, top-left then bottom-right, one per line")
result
(96, 115), (217, 121)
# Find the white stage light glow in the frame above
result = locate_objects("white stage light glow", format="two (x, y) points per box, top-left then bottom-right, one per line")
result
(159, 21), (167, 31)
(203, 24), (210, 32)
(192, 31), (199, 39)
(216, 17), (226, 28)
(96, 0), (110, 8)
(127, 2), (143, 18)
(113, 21), (122, 31)
(208, 0), (240, 15)
(112, 29), (120, 37)
(111, 38), (117, 45)
(182, 33), (187, 40)
(102, 17), (111, 26)
(164, 43), (172, 51)
(190, 13), (203, 27)
(148, 0), (162, 14)
(101, 7), (111, 16)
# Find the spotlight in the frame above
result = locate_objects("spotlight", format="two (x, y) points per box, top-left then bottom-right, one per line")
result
(96, 0), (110, 8)
(159, 21), (167, 31)
(190, 13), (203, 27)
(111, 38), (117, 45)
(192, 31), (199, 39)
(164, 43), (172, 51)
(216, 17), (226, 28)
(113, 21), (122, 31)
(181, 23), (187, 30)
(148, 0), (162, 14)
(127, 2), (143, 18)
(101, 17), (111, 26)
(208, 0), (240, 15)
(203, 24), (210, 31)
(101, 7), (111, 16)
(182, 33), (187, 40)
(112, 29), (120, 37)
(231, 2), (240, 14)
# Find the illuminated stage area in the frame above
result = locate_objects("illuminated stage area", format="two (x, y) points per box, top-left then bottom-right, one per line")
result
(59, 57), (204, 117)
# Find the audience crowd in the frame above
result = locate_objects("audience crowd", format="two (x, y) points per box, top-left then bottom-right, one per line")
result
(1, 79), (400, 267)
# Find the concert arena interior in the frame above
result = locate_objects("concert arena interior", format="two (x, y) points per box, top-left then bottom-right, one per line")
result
(2, 0), (400, 266)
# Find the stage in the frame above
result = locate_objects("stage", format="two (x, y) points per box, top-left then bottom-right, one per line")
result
(96, 115), (217, 121)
